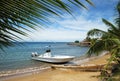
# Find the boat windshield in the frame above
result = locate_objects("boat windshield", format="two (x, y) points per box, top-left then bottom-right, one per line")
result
(46, 49), (51, 52)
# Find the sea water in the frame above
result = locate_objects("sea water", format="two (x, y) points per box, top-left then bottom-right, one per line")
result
(0, 42), (89, 72)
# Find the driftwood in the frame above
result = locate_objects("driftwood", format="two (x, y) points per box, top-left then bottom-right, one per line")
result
(51, 64), (106, 72)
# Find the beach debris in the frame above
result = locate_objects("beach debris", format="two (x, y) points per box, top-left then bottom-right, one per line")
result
(51, 64), (106, 72)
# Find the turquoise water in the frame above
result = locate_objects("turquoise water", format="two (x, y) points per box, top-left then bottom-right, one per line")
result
(0, 42), (89, 71)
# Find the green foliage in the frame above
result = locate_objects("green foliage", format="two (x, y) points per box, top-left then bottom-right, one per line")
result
(74, 40), (79, 43)
(87, 28), (107, 37)
(87, 1), (120, 81)
(87, 1), (120, 57)
(0, 0), (93, 49)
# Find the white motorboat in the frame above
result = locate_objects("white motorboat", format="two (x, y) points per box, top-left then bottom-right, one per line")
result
(31, 50), (75, 63)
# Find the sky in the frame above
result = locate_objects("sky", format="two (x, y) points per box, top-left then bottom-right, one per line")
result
(22, 0), (119, 42)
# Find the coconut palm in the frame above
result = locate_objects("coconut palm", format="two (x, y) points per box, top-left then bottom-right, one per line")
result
(87, 1), (120, 60)
(87, 1), (120, 81)
(0, 0), (93, 49)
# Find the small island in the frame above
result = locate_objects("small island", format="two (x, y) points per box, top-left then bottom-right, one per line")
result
(67, 39), (91, 47)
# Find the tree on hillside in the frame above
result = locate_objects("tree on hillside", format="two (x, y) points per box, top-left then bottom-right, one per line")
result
(75, 40), (79, 43)
(0, 0), (93, 49)
(87, 1), (120, 81)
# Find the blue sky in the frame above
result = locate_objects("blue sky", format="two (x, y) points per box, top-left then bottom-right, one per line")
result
(21, 0), (119, 42)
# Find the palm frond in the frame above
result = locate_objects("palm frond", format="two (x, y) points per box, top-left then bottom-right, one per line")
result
(116, 1), (120, 14)
(115, 18), (120, 28)
(102, 18), (117, 30)
(0, 0), (93, 49)
(87, 28), (107, 37)
(86, 0), (94, 6)
(108, 29), (120, 39)
(102, 18), (120, 38)
(74, 0), (88, 9)
(87, 38), (120, 56)
(87, 40), (105, 56)
(87, 2), (120, 80)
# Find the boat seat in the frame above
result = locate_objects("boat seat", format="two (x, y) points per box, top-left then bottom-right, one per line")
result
(43, 52), (51, 57)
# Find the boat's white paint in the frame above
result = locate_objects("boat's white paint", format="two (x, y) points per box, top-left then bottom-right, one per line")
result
(31, 52), (75, 63)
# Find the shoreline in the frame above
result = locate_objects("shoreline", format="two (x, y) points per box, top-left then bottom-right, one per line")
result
(0, 66), (51, 80)
(73, 51), (109, 64)
(0, 67), (50, 81)
(1, 51), (109, 81)
(0, 53), (101, 77)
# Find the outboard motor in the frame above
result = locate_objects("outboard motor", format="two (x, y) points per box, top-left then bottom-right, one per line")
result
(34, 52), (38, 56)
(31, 52), (35, 57)
(31, 52), (38, 57)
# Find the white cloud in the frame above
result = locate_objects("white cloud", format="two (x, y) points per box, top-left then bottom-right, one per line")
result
(19, 2), (116, 42)
(22, 28), (86, 42)
(11, 0), (117, 42)
(21, 15), (108, 42)
(59, 16), (107, 31)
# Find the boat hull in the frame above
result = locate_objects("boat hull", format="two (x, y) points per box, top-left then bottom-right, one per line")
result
(32, 56), (75, 63)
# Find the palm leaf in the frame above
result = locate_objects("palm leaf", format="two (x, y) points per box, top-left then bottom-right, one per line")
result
(74, 0), (88, 9)
(116, 1), (120, 14)
(102, 18), (120, 39)
(86, 0), (94, 6)
(87, 38), (120, 56)
(87, 2), (120, 80)
(102, 18), (116, 30)
(115, 18), (120, 28)
(87, 28), (107, 37)
(0, 0), (93, 49)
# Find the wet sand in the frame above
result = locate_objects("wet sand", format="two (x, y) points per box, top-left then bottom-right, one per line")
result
(4, 69), (100, 81)
(2, 54), (110, 81)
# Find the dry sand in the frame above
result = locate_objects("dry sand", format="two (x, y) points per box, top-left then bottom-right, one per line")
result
(85, 54), (110, 64)
(3, 54), (110, 81)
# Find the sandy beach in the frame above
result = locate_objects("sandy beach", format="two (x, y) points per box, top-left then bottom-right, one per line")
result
(2, 54), (110, 81)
